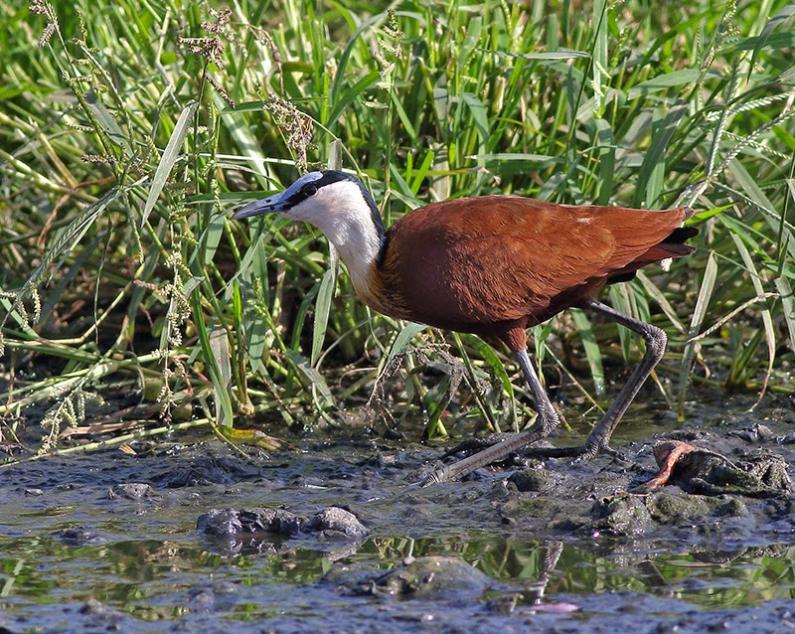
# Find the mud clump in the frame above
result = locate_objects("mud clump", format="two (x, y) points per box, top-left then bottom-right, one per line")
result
(198, 508), (305, 538)
(154, 454), (262, 488)
(197, 506), (368, 542)
(307, 506), (370, 538)
(728, 423), (795, 445)
(347, 556), (493, 600)
(673, 451), (790, 497)
(107, 483), (159, 500)
(646, 491), (747, 524)
(508, 468), (547, 492)
(591, 493), (652, 536)
(57, 527), (106, 546)
(591, 490), (751, 537)
(637, 440), (792, 498)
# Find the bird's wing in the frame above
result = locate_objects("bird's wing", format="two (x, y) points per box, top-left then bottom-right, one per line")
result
(379, 196), (688, 326)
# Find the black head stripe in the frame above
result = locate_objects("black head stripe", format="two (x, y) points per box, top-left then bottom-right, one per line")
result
(316, 170), (351, 187)
(319, 170), (385, 237)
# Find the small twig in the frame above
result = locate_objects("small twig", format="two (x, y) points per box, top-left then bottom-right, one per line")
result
(687, 292), (779, 344)
(0, 419), (212, 468)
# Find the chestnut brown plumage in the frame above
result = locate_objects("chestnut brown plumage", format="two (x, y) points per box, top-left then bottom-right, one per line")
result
(233, 170), (696, 483)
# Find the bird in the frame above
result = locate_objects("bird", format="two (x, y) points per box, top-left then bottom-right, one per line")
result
(233, 170), (696, 483)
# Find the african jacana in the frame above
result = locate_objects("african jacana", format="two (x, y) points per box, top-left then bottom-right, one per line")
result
(233, 170), (696, 482)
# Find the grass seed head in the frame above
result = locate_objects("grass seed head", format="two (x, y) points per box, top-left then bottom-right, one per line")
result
(202, 7), (232, 35)
(29, 0), (58, 47)
(266, 96), (313, 173)
(180, 36), (224, 65)
(207, 74), (235, 108)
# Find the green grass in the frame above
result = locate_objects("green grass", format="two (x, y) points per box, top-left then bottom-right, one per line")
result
(1, 0), (794, 457)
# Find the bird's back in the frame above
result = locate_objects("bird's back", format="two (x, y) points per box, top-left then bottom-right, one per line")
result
(369, 196), (693, 334)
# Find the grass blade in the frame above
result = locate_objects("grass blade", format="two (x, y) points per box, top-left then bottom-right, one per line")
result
(732, 234), (775, 405)
(774, 276), (795, 355)
(678, 251), (718, 418)
(209, 326), (233, 427)
(627, 69), (702, 100)
(142, 101), (198, 227)
(386, 322), (426, 365)
(636, 271), (686, 334)
(633, 105), (687, 208)
(311, 248), (338, 367)
(571, 309), (605, 397)
(86, 96), (132, 158)
(592, 0), (608, 115)
(191, 293), (234, 427)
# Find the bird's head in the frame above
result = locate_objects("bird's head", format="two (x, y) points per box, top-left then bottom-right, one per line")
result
(233, 170), (386, 295)
(232, 170), (384, 239)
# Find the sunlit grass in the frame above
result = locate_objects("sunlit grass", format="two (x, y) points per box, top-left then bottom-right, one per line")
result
(1, 0), (794, 456)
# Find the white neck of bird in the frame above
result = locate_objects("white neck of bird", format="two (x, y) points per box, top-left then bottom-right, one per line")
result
(322, 215), (382, 296)
(288, 180), (383, 297)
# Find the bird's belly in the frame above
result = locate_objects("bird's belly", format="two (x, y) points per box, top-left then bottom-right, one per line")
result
(365, 252), (603, 333)
(362, 285), (531, 335)
(372, 279), (602, 336)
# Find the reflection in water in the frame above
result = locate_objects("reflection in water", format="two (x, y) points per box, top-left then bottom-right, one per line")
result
(356, 535), (795, 608)
(5, 532), (791, 617)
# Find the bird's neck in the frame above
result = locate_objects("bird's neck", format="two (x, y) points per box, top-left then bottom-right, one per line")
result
(308, 190), (385, 301)
(328, 220), (384, 298)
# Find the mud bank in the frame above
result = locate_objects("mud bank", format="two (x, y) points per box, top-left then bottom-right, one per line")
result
(1, 399), (794, 632)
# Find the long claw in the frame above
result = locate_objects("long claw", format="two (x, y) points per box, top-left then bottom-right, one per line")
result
(418, 464), (448, 487)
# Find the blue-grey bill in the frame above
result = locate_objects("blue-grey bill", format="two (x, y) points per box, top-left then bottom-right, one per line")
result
(233, 172), (324, 220)
(232, 193), (288, 219)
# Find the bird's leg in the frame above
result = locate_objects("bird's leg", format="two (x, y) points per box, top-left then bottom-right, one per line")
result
(524, 298), (667, 460)
(581, 299), (667, 454)
(422, 348), (560, 484)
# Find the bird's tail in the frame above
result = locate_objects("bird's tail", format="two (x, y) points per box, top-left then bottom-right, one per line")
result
(606, 210), (697, 284)
(659, 225), (698, 257)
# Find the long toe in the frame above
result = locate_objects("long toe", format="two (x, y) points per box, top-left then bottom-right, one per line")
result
(521, 445), (589, 460)
(573, 444), (630, 464)
(521, 444), (629, 463)
(426, 428), (550, 483)
(417, 462), (449, 486)
(439, 433), (523, 461)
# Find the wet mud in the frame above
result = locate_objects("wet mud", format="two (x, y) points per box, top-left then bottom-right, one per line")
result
(1, 397), (794, 632)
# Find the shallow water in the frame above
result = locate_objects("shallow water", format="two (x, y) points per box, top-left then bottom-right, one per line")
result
(1, 396), (794, 633)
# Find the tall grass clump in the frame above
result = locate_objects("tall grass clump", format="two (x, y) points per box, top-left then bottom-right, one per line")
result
(1, 0), (794, 458)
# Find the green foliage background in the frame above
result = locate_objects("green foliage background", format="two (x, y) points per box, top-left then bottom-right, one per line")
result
(1, 0), (794, 454)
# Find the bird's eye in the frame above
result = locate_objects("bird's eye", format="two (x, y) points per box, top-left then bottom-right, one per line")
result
(304, 185), (318, 196)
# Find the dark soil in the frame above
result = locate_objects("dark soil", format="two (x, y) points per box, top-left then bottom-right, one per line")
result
(1, 396), (794, 633)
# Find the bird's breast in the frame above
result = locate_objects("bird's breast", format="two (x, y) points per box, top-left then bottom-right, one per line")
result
(355, 263), (414, 321)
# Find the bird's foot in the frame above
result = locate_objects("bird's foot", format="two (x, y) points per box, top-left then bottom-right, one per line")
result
(412, 434), (504, 488)
(417, 462), (449, 487)
(521, 443), (629, 464)
(437, 433), (521, 461)
(421, 429), (550, 485)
